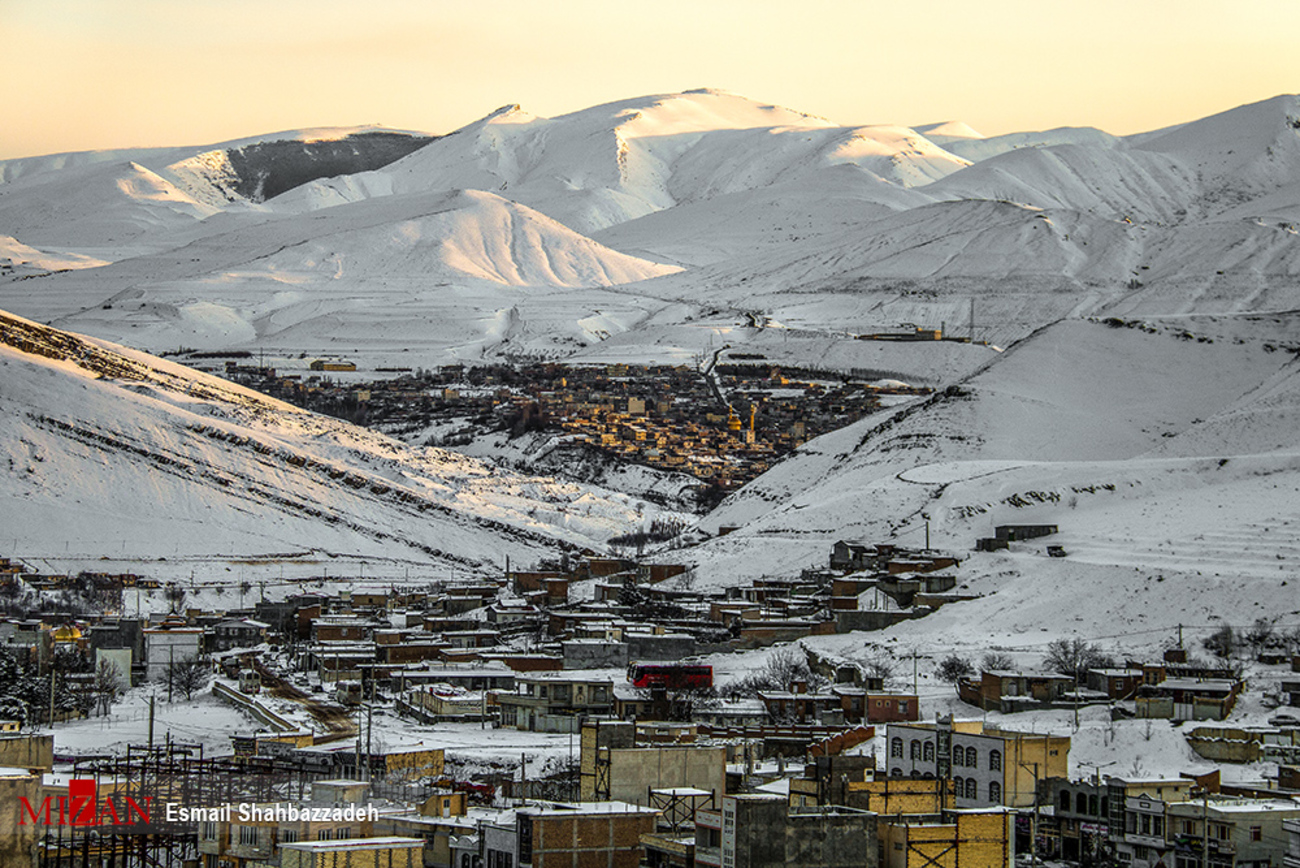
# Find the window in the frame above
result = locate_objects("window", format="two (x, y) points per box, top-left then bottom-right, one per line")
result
(891, 738), (903, 758)
(1251, 826), (1262, 842)
(989, 750), (1002, 771)
(953, 749), (964, 768)
(1089, 795), (1099, 816)
(201, 822), (217, 841)
(891, 768), (903, 777)
(911, 740), (921, 760)
(965, 747), (978, 767)
(237, 826), (258, 847)
(923, 742), (935, 762)
(337, 828), (351, 840)
(318, 829), (334, 841)
(1140, 815), (1151, 836)
(1077, 793), (1088, 814)
(955, 776), (965, 795)
(1152, 816), (1163, 837)
(1060, 791), (1070, 811)
(989, 781), (1001, 803)
(899, 701), (908, 713)
(280, 829), (299, 844)
(966, 779), (977, 800)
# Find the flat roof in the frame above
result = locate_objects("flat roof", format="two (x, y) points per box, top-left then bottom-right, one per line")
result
(281, 836), (423, 852)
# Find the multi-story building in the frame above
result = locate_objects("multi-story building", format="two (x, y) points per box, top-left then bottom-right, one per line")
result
(884, 719), (1069, 808)
(481, 801), (659, 868)
(1165, 798), (1300, 868)
(695, 793), (878, 868)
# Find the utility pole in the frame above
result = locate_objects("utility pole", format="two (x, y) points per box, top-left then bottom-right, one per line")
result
(1201, 787), (1209, 868)
(148, 695), (155, 749)
(47, 666), (55, 731)
(168, 645), (174, 703)
(1018, 757), (1041, 868)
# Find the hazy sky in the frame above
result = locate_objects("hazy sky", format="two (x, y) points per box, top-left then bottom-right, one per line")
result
(2, 0), (1297, 159)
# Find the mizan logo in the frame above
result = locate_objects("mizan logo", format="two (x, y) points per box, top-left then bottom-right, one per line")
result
(19, 779), (152, 827)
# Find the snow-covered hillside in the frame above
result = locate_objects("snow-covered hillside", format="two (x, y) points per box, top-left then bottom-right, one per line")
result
(0, 309), (672, 567)
(684, 313), (1300, 591)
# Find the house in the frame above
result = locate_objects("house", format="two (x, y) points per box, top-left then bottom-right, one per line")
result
(1085, 667), (1145, 700)
(497, 673), (614, 732)
(957, 670), (1076, 712)
(206, 618), (269, 653)
(758, 685), (843, 725)
(1136, 678), (1243, 722)
(833, 688), (919, 724)
(885, 719), (1069, 808)
(994, 524), (1058, 541)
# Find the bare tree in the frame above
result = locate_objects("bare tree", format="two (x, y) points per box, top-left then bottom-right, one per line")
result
(1043, 639), (1113, 681)
(167, 655), (211, 701)
(936, 655), (974, 684)
(1203, 626), (1236, 659)
(1246, 618), (1275, 654)
(93, 659), (125, 716)
(982, 652), (1015, 671)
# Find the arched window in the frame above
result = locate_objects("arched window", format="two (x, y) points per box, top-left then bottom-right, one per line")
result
(923, 741), (935, 762)
(1101, 797), (1109, 817)
(989, 781), (1002, 803)
(966, 779), (977, 800)
(891, 767), (903, 777)
(910, 740), (921, 760)
(1076, 793), (1088, 814)
(1089, 795), (1099, 816)
(989, 749), (1002, 771)
(911, 769), (922, 779)
(891, 738), (903, 758)
(965, 747), (978, 767)
(1060, 791), (1071, 811)
(923, 771), (934, 780)
(953, 749), (964, 768)
(954, 776), (965, 796)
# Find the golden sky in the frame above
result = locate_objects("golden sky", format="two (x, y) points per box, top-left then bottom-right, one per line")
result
(2, 0), (1296, 159)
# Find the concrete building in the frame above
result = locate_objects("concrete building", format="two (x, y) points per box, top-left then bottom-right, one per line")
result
(578, 720), (726, 806)
(879, 809), (1015, 868)
(1166, 798), (1300, 868)
(885, 719), (1069, 808)
(695, 793), (877, 868)
(0, 766), (40, 868)
(0, 733), (53, 772)
(1136, 678), (1243, 722)
(143, 624), (203, 682)
(1283, 816), (1300, 868)
(481, 801), (659, 868)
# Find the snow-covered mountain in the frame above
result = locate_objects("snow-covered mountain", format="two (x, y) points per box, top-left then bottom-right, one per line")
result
(3, 88), (1298, 367)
